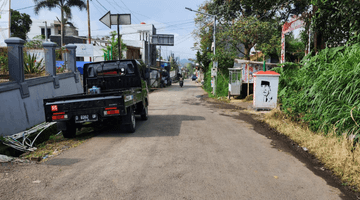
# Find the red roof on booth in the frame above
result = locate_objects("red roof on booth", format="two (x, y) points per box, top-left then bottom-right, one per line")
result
(254, 71), (280, 76)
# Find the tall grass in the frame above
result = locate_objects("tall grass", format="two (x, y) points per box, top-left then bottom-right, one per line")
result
(273, 42), (360, 138)
(203, 61), (229, 97)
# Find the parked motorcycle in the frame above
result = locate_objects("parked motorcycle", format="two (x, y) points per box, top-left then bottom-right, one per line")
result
(179, 77), (183, 87)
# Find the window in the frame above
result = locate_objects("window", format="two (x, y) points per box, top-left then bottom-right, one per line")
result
(41, 28), (51, 39)
(87, 62), (135, 77)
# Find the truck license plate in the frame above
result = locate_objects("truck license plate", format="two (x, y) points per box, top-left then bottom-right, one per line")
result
(75, 114), (98, 123)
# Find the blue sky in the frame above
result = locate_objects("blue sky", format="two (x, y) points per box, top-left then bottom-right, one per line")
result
(11, 0), (206, 60)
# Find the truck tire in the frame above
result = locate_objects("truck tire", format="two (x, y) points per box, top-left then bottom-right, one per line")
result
(126, 107), (136, 133)
(62, 122), (76, 138)
(141, 105), (148, 120)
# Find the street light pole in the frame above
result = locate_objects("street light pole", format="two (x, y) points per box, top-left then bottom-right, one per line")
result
(185, 7), (217, 95)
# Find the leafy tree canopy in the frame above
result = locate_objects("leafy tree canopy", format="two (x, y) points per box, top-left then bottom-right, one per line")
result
(311, 0), (360, 48)
(11, 9), (32, 40)
(103, 31), (127, 60)
(34, 0), (87, 46)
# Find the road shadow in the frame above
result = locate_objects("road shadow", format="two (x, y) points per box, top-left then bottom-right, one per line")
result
(96, 115), (205, 138)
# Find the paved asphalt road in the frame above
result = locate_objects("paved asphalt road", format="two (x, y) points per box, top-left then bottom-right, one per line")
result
(0, 79), (349, 199)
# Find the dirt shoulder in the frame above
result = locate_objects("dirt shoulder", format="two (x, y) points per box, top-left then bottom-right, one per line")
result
(201, 95), (360, 200)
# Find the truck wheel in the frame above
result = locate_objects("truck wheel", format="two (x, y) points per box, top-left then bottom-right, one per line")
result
(62, 122), (76, 138)
(126, 107), (136, 133)
(141, 105), (148, 120)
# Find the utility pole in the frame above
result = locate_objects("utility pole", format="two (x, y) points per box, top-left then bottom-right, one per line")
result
(117, 16), (121, 60)
(213, 16), (216, 95)
(147, 32), (151, 66)
(87, 0), (92, 61)
(44, 21), (48, 41)
(8, 0), (11, 37)
(185, 7), (217, 95)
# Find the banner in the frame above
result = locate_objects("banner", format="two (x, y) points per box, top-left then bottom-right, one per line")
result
(0, 0), (10, 47)
(73, 44), (94, 57)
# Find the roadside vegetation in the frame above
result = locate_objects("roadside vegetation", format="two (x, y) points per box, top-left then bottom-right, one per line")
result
(21, 127), (96, 162)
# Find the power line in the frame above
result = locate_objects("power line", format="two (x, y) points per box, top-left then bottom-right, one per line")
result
(91, 1), (104, 15)
(156, 20), (194, 30)
(14, 5), (36, 11)
(117, 0), (141, 23)
(95, 0), (108, 12)
(110, 0), (127, 14)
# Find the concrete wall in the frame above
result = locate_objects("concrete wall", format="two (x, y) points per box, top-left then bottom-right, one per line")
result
(0, 74), (82, 136)
(0, 38), (82, 136)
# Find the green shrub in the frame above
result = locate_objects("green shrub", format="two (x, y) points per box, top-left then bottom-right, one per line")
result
(24, 53), (44, 74)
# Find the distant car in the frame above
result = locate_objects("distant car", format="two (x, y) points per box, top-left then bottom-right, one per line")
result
(191, 75), (197, 81)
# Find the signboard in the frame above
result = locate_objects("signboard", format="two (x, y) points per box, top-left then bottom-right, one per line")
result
(111, 14), (131, 25)
(73, 44), (94, 57)
(152, 34), (174, 46)
(0, 0), (10, 47)
(283, 16), (304, 33)
(99, 11), (111, 28)
(281, 16), (305, 64)
(100, 11), (131, 28)
(213, 61), (218, 69)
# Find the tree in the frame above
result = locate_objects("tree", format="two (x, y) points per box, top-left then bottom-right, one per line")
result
(170, 54), (178, 72)
(200, 0), (311, 60)
(103, 31), (127, 60)
(11, 9), (32, 40)
(310, 0), (360, 50)
(206, 0), (310, 24)
(34, 0), (87, 47)
(186, 63), (194, 75)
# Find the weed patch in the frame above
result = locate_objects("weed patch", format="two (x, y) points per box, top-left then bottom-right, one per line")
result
(20, 127), (96, 161)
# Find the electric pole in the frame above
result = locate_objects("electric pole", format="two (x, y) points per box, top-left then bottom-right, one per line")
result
(87, 0), (92, 61)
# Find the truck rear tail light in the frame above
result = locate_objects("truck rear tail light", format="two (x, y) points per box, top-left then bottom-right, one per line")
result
(104, 110), (119, 116)
(52, 114), (68, 121)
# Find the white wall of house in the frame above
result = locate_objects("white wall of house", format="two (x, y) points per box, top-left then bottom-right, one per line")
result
(28, 20), (57, 40)
(28, 20), (78, 40)
(122, 24), (157, 65)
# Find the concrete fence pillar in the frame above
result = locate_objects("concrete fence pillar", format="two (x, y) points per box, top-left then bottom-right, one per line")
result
(43, 42), (57, 76)
(5, 37), (25, 83)
(5, 37), (30, 98)
(43, 42), (59, 89)
(65, 44), (79, 83)
(65, 44), (77, 72)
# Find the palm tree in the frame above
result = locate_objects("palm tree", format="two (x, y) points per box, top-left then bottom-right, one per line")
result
(34, 0), (87, 47)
